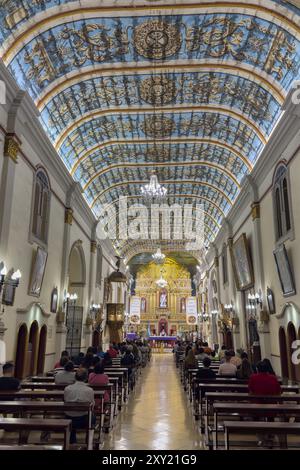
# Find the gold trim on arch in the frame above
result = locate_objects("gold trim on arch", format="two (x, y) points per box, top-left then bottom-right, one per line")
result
(82, 160), (241, 192)
(37, 63), (284, 111)
(70, 138), (253, 175)
(2, 2), (300, 64)
(90, 179), (233, 209)
(99, 193), (226, 218)
(54, 105), (267, 151)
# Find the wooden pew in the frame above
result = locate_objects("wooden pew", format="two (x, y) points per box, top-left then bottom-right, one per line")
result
(0, 418), (71, 450)
(224, 420), (300, 450)
(0, 401), (94, 449)
(0, 445), (63, 450)
(213, 403), (300, 449)
(196, 383), (299, 426)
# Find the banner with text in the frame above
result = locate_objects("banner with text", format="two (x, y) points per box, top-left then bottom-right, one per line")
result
(129, 296), (141, 325)
(186, 297), (198, 326)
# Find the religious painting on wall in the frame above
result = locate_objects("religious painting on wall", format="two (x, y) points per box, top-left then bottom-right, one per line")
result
(28, 247), (48, 297)
(186, 297), (197, 325)
(129, 296), (141, 325)
(159, 289), (168, 308)
(141, 297), (147, 313)
(273, 245), (296, 297)
(230, 233), (254, 291)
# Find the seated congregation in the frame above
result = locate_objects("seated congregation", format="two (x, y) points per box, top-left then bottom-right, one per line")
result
(0, 341), (151, 450)
(176, 341), (300, 450)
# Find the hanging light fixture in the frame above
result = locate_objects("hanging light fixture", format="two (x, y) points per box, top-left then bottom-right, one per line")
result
(141, 171), (167, 202)
(152, 248), (166, 264)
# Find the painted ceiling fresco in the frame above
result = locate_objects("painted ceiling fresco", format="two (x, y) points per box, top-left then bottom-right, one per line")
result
(0, 0), (300, 259)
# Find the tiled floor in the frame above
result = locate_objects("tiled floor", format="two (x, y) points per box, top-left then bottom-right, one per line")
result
(103, 353), (205, 450)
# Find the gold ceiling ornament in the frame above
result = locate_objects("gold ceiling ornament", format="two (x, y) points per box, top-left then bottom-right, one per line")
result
(140, 75), (177, 106)
(133, 19), (182, 60)
(141, 115), (176, 138)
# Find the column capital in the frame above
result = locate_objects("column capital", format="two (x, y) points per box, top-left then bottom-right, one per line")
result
(91, 240), (97, 253)
(4, 135), (19, 162)
(227, 237), (234, 248)
(64, 207), (73, 225)
(251, 202), (260, 221)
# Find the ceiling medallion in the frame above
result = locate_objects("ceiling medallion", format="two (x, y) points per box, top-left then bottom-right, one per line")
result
(140, 75), (177, 106)
(141, 115), (176, 138)
(133, 19), (182, 60)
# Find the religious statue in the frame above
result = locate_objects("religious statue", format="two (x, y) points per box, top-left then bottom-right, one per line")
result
(160, 327), (166, 337)
(159, 290), (167, 308)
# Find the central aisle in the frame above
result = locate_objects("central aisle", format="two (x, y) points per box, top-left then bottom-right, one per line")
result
(103, 354), (204, 450)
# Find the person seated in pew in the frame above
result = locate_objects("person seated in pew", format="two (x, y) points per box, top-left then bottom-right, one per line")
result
(53, 356), (69, 374)
(0, 362), (20, 390)
(248, 360), (282, 448)
(219, 345), (227, 362)
(229, 349), (242, 368)
(184, 348), (198, 369)
(218, 351), (237, 376)
(73, 352), (85, 366)
(203, 342), (212, 355)
(248, 360), (281, 396)
(55, 361), (76, 385)
(107, 343), (118, 359)
(196, 357), (216, 379)
(195, 347), (208, 362)
(102, 352), (112, 367)
(262, 358), (276, 376)
(236, 358), (252, 380)
(96, 346), (105, 359)
(89, 362), (110, 404)
(64, 369), (95, 444)
(54, 350), (69, 369)
(82, 352), (94, 371)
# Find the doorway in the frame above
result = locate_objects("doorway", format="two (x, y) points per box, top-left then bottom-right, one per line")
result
(15, 323), (28, 379)
(279, 326), (289, 379)
(27, 321), (39, 377)
(37, 325), (47, 375)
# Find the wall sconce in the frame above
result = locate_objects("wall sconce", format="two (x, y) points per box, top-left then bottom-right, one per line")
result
(211, 310), (219, 316)
(90, 303), (101, 319)
(224, 303), (233, 314)
(63, 292), (78, 312)
(0, 264), (22, 306)
(202, 312), (210, 322)
(248, 291), (263, 309)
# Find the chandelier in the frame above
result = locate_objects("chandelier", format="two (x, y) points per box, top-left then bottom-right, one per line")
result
(140, 172), (167, 201)
(156, 271), (168, 289)
(152, 248), (166, 264)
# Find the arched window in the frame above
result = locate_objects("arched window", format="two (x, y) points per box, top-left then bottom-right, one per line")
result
(96, 245), (103, 287)
(222, 243), (228, 285)
(273, 164), (292, 241)
(31, 169), (51, 245)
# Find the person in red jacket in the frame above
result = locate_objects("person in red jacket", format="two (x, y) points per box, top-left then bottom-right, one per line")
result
(107, 343), (118, 358)
(249, 360), (281, 396)
(249, 360), (282, 448)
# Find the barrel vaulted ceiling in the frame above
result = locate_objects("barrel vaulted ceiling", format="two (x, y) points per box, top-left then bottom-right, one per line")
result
(0, 0), (300, 261)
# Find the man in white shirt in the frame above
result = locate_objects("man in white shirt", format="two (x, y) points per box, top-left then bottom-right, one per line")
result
(218, 351), (237, 376)
(55, 361), (75, 385)
(64, 369), (95, 444)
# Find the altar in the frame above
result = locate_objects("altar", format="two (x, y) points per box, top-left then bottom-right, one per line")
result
(148, 336), (177, 353)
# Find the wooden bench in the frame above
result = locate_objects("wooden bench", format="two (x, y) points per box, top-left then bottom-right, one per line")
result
(0, 417), (71, 450)
(213, 403), (300, 449)
(0, 444), (63, 450)
(223, 420), (300, 450)
(0, 401), (94, 449)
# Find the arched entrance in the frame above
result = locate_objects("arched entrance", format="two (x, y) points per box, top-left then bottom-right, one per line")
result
(225, 330), (233, 350)
(15, 324), (28, 379)
(287, 322), (300, 381)
(37, 325), (47, 375)
(27, 321), (39, 377)
(67, 241), (85, 358)
(279, 327), (289, 380)
(92, 330), (100, 349)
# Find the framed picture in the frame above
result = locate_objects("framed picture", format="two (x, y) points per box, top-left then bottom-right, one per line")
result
(230, 233), (254, 291)
(50, 287), (58, 313)
(273, 245), (296, 297)
(28, 247), (48, 297)
(266, 287), (276, 314)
